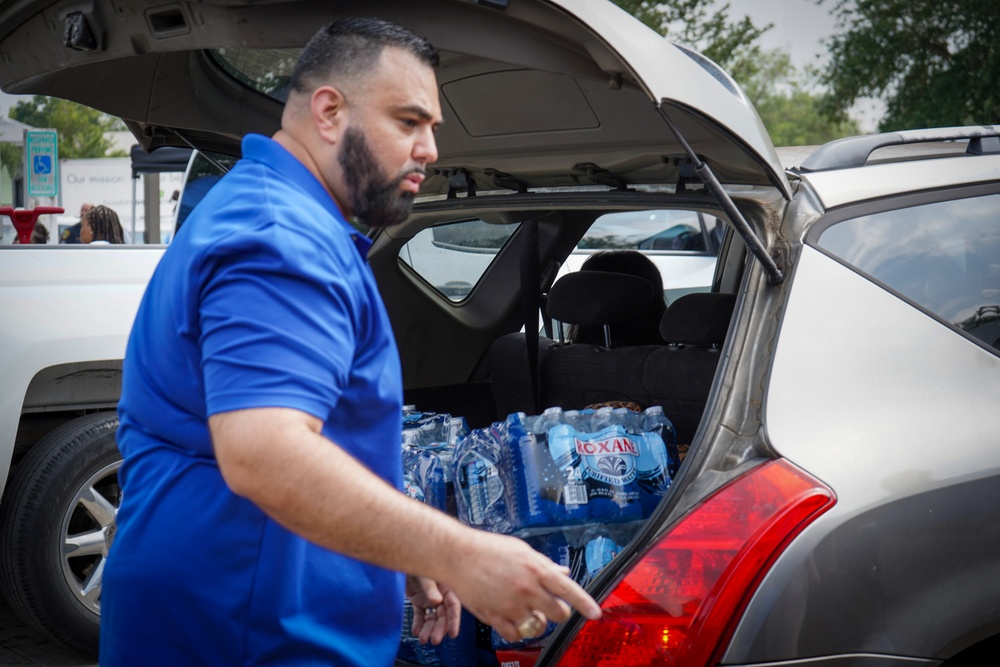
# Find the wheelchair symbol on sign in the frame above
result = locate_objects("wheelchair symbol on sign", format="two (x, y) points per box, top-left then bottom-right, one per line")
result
(33, 155), (52, 175)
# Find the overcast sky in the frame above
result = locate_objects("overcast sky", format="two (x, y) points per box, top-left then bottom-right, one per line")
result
(0, 0), (881, 130)
(738, 0), (836, 67)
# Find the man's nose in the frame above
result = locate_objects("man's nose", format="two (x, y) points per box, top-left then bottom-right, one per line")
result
(413, 126), (438, 166)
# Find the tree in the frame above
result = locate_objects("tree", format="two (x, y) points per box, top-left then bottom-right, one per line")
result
(820, 0), (1000, 131)
(610, 0), (771, 85)
(746, 51), (861, 146)
(9, 95), (127, 160)
(611, 0), (860, 145)
(0, 143), (20, 184)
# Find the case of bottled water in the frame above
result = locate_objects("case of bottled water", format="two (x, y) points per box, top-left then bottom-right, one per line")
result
(453, 424), (511, 533)
(403, 446), (448, 512)
(453, 406), (677, 534)
(405, 404), (678, 665)
(399, 407), (488, 666)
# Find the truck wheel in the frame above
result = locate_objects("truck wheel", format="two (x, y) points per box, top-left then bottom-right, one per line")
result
(0, 412), (121, 657)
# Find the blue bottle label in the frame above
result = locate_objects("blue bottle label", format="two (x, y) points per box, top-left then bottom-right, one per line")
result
(574, 426), (639, 486)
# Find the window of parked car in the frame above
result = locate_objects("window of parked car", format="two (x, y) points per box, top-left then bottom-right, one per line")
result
(581, 209), (723, 254)
(816, 193), (1000, 352)
(398, 218), (519, 301)
(564, 209), (723, 304)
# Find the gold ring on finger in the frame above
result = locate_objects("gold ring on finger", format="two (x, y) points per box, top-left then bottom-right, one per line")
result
(516, 610), (546, 639)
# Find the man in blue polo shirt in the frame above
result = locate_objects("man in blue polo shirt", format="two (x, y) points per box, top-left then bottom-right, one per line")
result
(102, 17), (599, 667)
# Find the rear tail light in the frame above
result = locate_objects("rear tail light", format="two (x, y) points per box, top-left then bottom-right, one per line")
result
(554, 458), (835, 667)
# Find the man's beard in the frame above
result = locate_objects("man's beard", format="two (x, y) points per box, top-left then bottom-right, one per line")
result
(338, 126), (421, 228)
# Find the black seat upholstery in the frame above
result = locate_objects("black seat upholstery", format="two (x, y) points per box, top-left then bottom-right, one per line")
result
(567, 250), (666, 347)
(537, 291), (736, 443)
(547, 270), (656, 347)
(488, 257), (736, 445)
(487, 332), (554, 418)
(645, 292), (737, 443)
(489, 263), (659, 418)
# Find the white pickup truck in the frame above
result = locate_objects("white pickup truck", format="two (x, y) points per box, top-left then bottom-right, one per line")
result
(0, 239), (163, 653)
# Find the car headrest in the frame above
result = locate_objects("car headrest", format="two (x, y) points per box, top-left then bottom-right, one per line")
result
(659, 292), (737, 345)
(547, 271), (655, 326)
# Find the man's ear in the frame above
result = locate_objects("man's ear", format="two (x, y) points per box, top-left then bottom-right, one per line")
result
(312, 86), (348, 144)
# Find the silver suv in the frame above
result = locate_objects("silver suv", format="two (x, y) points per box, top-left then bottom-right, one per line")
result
(1, 1), (998, 665)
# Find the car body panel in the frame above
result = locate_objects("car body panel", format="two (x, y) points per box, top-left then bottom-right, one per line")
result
(545, 0), (790, 197)
(0, 246), (162, 488)
(729, 246), (1000, 662)
(798, 152), (1000, 210)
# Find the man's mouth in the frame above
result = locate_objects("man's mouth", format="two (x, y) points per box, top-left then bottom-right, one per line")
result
(400, 171), (425, 194)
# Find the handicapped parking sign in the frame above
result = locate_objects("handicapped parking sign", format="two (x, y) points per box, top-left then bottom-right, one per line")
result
(25, 129), (59, 197)
(33, 154), (52, 175)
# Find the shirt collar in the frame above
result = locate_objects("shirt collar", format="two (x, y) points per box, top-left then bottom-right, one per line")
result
(240, 133), (373, 259)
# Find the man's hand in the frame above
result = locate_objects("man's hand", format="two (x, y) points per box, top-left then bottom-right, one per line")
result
(406, 575), (461, 645)
(441, 530), (602, 644)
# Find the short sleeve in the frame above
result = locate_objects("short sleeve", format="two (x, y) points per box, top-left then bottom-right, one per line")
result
(198, 230), (357, 421)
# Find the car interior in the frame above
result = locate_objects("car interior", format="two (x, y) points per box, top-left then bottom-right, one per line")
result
(370, 194), (750, 442)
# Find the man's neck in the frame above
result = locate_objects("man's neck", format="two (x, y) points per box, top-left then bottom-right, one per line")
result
(272, 128), (348, 217)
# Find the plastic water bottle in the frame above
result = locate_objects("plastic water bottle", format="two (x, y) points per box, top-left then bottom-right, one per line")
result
(505, 411), (590, 532)
(571, 407), (642, 523)
(581, 533), (624, 588)
(642, 405), (680, 477)
(633, 406), (677, 517)
(453, 426), (509, 533)
(402, 446), (448, 512)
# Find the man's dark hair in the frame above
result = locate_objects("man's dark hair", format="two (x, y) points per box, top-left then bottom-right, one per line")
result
(290, 17), (438, 95)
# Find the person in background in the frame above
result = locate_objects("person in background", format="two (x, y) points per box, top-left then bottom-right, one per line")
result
(60, 202), (93, 244)
(30, 222), (49, 244)
(81, 205), (125, 244)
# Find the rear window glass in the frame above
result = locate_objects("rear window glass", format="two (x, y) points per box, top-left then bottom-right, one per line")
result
(582, 210), (723, 254)
(570, 209), (723, 304)
(210, 48), (300, 102)
(817, 194), (1000, 351)
(399, 219), (519, 301)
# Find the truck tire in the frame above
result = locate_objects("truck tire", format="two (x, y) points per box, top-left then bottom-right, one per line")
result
(0, 412), (122, 657)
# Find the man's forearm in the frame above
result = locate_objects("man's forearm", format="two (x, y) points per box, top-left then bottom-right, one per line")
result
(210, 407), (469, 582)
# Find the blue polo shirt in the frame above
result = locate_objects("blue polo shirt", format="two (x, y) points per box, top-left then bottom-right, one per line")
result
(103, 134), (405, 666)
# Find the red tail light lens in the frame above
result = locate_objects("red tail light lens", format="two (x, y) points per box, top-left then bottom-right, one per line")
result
(555, 458), (835, 667)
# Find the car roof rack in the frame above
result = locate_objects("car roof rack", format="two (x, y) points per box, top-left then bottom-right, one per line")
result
(797, 125), (1000, 173)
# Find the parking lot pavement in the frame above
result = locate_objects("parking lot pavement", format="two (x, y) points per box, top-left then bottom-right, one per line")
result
(0, 596), (96, 666)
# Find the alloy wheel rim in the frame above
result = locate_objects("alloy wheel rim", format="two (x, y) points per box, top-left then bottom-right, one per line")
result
(58, 459), (122, 615)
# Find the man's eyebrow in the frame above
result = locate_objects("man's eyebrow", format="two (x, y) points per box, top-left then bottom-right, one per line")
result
(396, 104), (444, 125)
